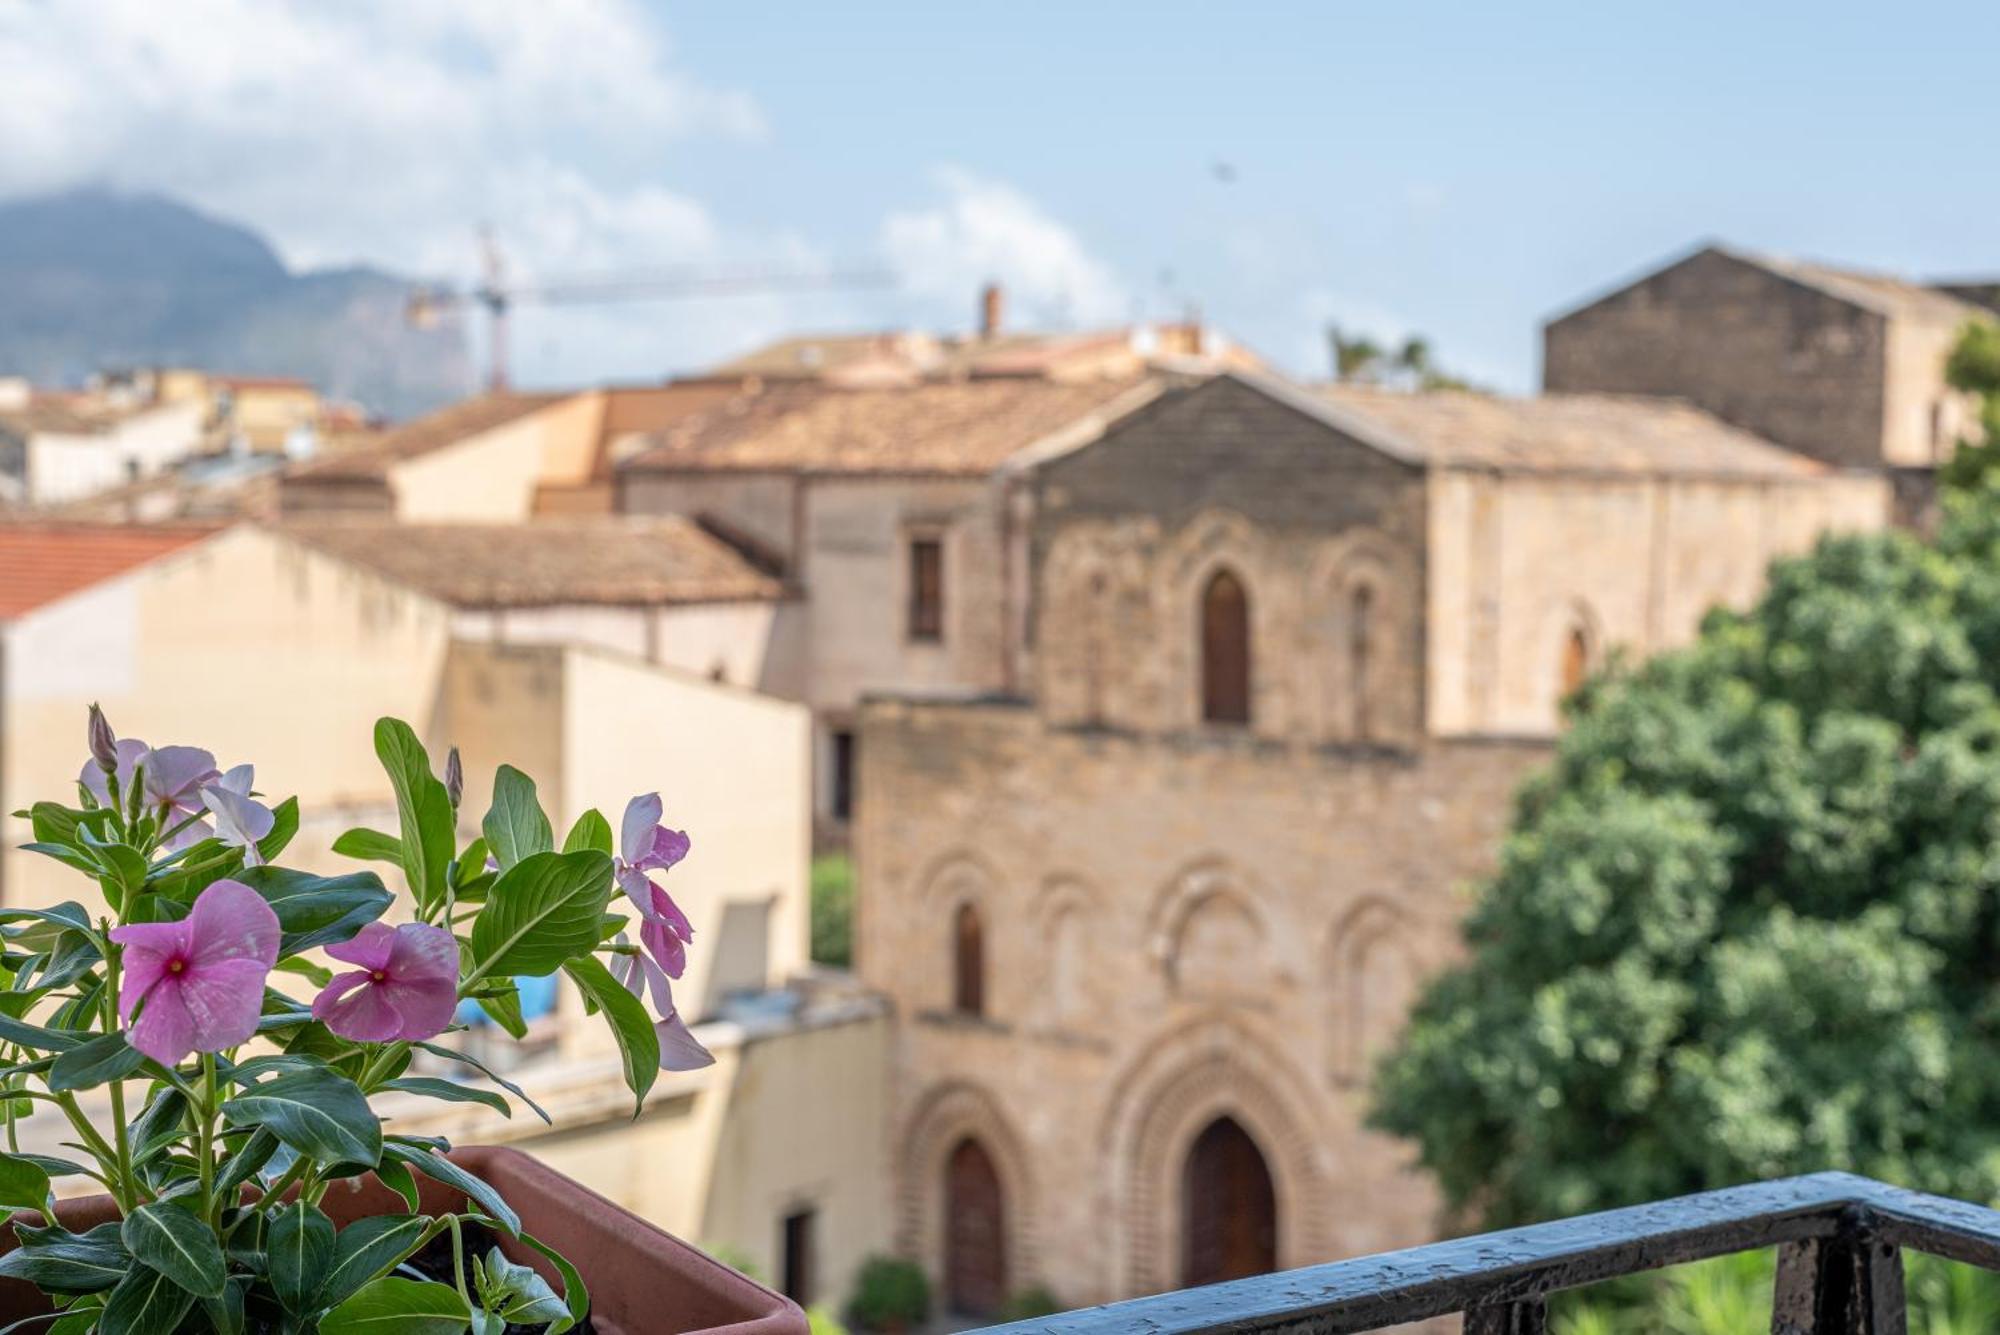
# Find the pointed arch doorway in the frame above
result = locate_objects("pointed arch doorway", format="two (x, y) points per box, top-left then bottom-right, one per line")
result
(1180, 1116), (1277, 1288)
(944, 1136), (1007, 1315)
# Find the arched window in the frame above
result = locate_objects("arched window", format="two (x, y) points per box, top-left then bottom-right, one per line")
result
(1083, 571), (1109, 726)
(1560, 624), (1591, 698)
(1348, 583), (1375, 740)
(945, 1137), (1007, 1315)
(1181, 1116), (1277, 1287)
(953, 903), (986, 1017)
(1200, 569), (1251, 725)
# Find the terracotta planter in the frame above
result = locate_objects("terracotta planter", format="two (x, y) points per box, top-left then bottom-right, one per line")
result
(0, 1146), (805, 1335)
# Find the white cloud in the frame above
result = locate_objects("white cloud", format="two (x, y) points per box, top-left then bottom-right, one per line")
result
(0, 0), (757, 281)
(882, 167), (1129, 331)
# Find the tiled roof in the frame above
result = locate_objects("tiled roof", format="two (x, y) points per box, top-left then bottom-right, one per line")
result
(287, 393), (565, 482)
(278, 516), (786, 608)
(1311, 383), (1829, 477)
(0, 523), (221, 619)
(1724, 247), (1982, 327)
(623, 376), (1159, 476)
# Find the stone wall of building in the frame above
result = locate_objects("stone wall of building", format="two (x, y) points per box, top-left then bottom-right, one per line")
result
(855, 698), (1549, 1308)
(1031, 377), (1428, 746)
(1426, 467), (1891, 736)
(1543, 248), (1892, 468)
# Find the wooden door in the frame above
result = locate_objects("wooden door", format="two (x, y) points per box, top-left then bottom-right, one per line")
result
(945, 1137), (1006, 1315)
(1181, 1116), (1277, 1288)
(1201, 569), (1251, 724)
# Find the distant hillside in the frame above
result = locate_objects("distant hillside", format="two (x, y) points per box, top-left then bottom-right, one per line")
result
(0, 189), (468, 417)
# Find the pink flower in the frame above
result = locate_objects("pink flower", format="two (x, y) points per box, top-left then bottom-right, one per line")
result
(80, 739), (223, 849)
(202, 765), (274, 865)
(110, 880), (280, 1066)
(312, 922), (459, 1044)
(616, 795), (693, 979)
(610, 935), (713, 1072)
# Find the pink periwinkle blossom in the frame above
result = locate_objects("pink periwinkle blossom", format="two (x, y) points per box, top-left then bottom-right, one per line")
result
(610, 934), (713, 1072)
(312, 921), (460, 1044)
(110, 879), (280, 1066)
(80, 737), (223, 850)
(202, 765), (275, 865)
(616, 794), (693, 979)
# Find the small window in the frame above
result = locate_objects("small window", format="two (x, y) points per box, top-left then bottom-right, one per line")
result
(1200, 569), (1251, 725)
(909, 536), (944, 642)
(780, 1207), (817, 1306)
(1561, 626), (1591, 698)
(830, 730), (856, 823)
(953, 902), (985, 1016)
(1349, 584), (1375, 740)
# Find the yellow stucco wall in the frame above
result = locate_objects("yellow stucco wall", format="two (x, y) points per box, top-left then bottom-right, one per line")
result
(389, 395), (603, 523)
(1, 526), (456, 908)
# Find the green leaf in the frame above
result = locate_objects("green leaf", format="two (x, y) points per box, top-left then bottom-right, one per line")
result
(564, 956), (658, 1114)
(198, 1278), (247, 1335)
(410, 1042), (550, 1125)
(374, 718), (455, 915)
(382, 1076), (512, 1117)
(256, 796), (301, 863)
(518, 1231), (589, 1335)
(382, 1143), (520, 1237)
(276, 955), (334, 988)
(213, 1127), (280, 1199)
(97, 1263), (195, 1335)
(121, 1200), (226, 1298)
(374, 1156), (422, 1213)
(0, 1013), (81, 1052)
(332, 827), (403, 866)
(471, 850), (614, 978)
(47, 1031), (147, 1093)
(267, 1199), (335, 1314)
(320, 1276), (472, 1335)
(0, 1222), (128, 1293)
(481, 1245), (569, 1324)
(473, 980), (528, 1039)
(0, 1152), (50, 1212)
(561, 809), (613, 857)
(232, 866), (395, 956)
(318, 1214), (431, 1309)
(483, 765), (555, 872)
(221, 1068), (381, 1168)
(129, 1088), (189, 1166)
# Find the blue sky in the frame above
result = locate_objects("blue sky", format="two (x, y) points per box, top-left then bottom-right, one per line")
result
(1, 0), (1994, 396)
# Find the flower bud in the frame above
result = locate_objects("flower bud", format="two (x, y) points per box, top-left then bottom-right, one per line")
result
(443, 747), (463, 808)
(87, 704), (119, 774)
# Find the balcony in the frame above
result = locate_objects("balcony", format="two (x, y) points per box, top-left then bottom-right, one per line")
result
(973, 1172), (1996, 1333)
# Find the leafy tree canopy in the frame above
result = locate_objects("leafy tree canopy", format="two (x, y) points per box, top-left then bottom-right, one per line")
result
(1373, 391), (2000, 1228)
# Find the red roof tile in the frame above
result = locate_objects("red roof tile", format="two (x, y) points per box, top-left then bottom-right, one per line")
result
(0, 524), (221, 620)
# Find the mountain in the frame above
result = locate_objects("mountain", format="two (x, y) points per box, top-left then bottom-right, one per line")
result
(0, 189), (468, 417)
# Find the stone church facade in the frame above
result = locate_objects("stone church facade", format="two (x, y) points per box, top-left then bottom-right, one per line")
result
(854, 370), (1894, 1314)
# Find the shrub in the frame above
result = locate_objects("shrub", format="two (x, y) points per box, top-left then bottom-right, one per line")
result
(845, 1255), (929, 1332)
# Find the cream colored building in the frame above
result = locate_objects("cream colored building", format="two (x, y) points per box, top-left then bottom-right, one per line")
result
(0, 393), (207, 505)
(279, 384), (744, 521)
(0, 521), (890, 1306)
(854, 371), (1894, 1316)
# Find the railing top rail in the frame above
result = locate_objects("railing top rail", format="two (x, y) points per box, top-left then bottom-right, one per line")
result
(973, 1172), (2000, 1334)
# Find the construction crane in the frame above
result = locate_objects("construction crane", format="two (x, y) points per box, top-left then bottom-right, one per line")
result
(406, 229), (896, 391)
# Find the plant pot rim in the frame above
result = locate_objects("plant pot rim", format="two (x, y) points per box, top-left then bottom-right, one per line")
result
(2, 1145), (805, 1335)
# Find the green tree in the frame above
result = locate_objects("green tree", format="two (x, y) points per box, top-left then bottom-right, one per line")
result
(1373, 473), (2000, 1230)
(1940, 320), (2000, 490)
(812, 852), (855, 968)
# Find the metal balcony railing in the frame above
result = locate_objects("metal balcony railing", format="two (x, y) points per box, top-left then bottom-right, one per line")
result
(975, 1171), (2000, 1334)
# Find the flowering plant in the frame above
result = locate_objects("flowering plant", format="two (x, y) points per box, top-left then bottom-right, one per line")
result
(1, 709), (708, 1333)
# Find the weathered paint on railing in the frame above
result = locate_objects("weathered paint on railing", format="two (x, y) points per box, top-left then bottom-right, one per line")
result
(973, 1172), (2000, 1334)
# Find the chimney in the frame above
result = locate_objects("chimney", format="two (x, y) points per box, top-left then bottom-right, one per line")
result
(980, 282), (1004, 339)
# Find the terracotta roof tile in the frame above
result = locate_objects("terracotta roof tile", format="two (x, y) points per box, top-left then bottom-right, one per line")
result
(623, 376), (1157, 476)
(278, 516), (786, 608)
(0, 523), (221, 619)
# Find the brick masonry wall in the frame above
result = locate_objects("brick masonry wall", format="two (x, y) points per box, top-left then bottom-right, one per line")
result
(855, 697), (1549, 1308)
(1544, 248), (1891, 468)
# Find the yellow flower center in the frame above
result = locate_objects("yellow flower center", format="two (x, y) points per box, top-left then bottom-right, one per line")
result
(167, 960), (185, 975)
(370, 970), (388, 983)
